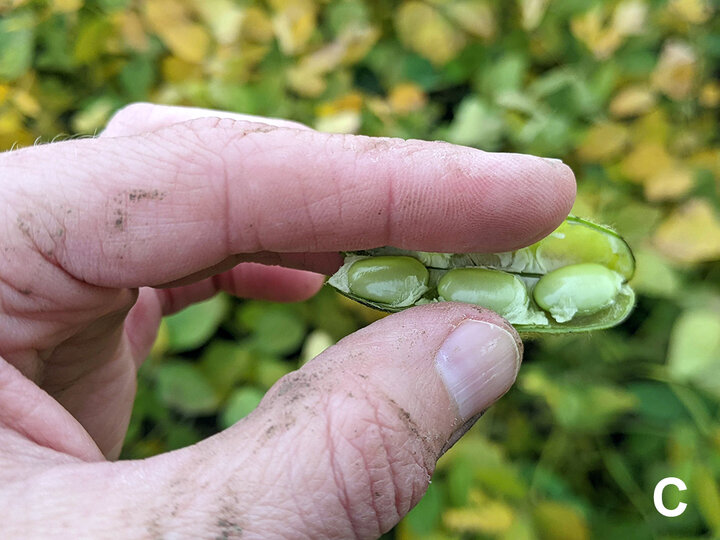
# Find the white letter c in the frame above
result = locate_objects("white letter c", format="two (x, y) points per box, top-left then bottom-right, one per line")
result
(654, 477), (687, 517)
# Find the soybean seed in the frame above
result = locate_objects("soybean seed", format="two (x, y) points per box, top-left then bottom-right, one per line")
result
(438, 268), (528, 317)
(347, 256), (429, 306)
(532, 263), (623, 323)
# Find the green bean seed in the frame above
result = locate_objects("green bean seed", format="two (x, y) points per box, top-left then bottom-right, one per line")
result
(437, 268), (527, 317)
(532, 263), (623, 323)
(534, 220), (634, 278)
(347, 256), (429, 306)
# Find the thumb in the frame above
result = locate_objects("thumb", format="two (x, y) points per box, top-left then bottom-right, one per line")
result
(156, 303), (522, 539)
(10, 303), (521, 538)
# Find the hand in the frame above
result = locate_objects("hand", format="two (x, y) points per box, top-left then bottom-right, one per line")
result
(0, 103), (575, 538)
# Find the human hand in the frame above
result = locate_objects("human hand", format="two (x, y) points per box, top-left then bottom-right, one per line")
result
(0, 104), (575, 538)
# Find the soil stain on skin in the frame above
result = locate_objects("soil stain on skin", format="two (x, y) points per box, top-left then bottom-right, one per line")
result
(128, 189), (166, 202)
(111, 189), (166, 231)
(216, 518), (243, 539)
(114, 208), (125, 230)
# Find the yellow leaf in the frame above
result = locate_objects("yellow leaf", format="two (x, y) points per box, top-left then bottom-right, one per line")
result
(571, 7), (623, 60)
(445, 0), (496, 41)
(119, 11), (150, 52)
(644, 165), (694, 201)
(520, 0), (550, 31)
(388, 82), (427, 114)
(195, 0), (244, 45)
(700, 81), (720, 108)
(654, 199), (720, 262)
(629, 108), (669, 144)
(10, 88), (39, 117)
(688, 148), (720, 178)
(611, 0), (648, 36)
(667, 0), (713, 24)
(533, 501), (589, 540)
(315, 111), (361, 134)
(396, 1), (465, 65)
(315, 93), (364, 133)
(619, 142), (673, 183)
(286, 25), (377, 97)
(652, 40), (697, 100)
(240, 7), (275, 43)
(0, 84), (10, 105)
(270, 0), (317, 55)
(162, 55), (202, 82)
(50, 0), (82, 13)
(0, 108), (23, 133)
(145, 0), (210, 64)
(339, 25), (380, 64)
(444, 500), (515, 535)
(71, 98), (116, 134)
(165, 23), (210, 64)
(286, 64), (326, 97)
(577, 122), (629, 162)
(609, 85), (657, 118)
(150, 319), (170, 358)
(365, 96), (393, 121)
(316, 92), (363, 117)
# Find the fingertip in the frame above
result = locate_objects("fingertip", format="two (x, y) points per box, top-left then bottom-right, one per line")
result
(221, 263), (325, 302)
(472, 151), (577, 249)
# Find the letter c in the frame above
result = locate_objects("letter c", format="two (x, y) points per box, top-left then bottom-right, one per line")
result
(654, 477), (687, 517)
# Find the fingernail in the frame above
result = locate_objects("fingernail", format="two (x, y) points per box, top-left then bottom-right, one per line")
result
(435, 320), (521, 420)
(543, 157), (565, 165)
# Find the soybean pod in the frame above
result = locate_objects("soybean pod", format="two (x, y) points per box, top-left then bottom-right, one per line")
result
(327, 216), (636, 333)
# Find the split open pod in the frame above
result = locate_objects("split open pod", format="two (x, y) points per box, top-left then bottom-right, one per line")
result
(328, 217), (636, 334)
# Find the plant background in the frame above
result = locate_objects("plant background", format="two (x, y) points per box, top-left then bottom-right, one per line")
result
(1, 0), (720, 537)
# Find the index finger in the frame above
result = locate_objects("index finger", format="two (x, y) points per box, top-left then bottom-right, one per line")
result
(2, 118), (575, 288)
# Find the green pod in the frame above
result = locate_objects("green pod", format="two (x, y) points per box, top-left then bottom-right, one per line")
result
(327, 216), (636, 334)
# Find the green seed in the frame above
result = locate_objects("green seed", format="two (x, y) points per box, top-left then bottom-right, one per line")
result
(347, 256), (429, 306)
(437, 268), (528, 317)
(532, 263), (623, 323)
(534, 219), (634, 279)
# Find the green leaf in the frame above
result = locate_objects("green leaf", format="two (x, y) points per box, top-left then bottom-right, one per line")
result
(693, 464), (720, 535)
(238, 302), (307, 356)
(165, 295), (229, 353)
(73, 17), (113, 64)
(404, 480), (443, 534)
(199, 340), (254, 398)
(119, 56), (155, 101)
(155, 360), (220, 415)
(255, 356), (295, 389)
(0, 11), (35, 81)
(166, 423), (202, 450)
(628, 382), (686, 423)
(668, 309), (720, 397)
(220, 387), (265, 428)
(445, 95), (503, 150)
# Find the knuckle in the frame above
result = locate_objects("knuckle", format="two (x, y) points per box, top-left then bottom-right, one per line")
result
(103, 102), (155, 135)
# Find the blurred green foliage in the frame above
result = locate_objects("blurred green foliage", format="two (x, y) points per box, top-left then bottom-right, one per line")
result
(2, 0), (720, 537)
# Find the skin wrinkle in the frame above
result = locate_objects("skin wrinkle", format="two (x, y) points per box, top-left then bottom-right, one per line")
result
(369, 399), (402, 533)
(325, 398), (362, 540)
(351, 421), (384, 538)
(331, 390), (389, 537)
